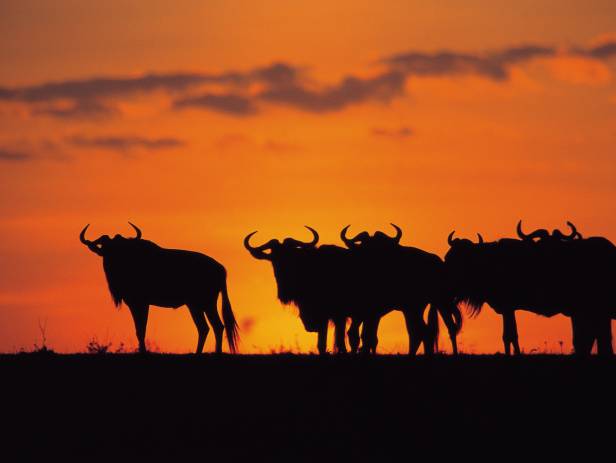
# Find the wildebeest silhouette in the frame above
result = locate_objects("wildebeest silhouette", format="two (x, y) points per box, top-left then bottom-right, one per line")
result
(244, 227), (362, 354)
(340, 224), (462, 355)
(80, 223), (239, 354)
(445, 221), (615, 355)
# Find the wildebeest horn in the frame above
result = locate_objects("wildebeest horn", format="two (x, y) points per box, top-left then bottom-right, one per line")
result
(244, 231), (278, 259)
(340, 225), (369, 248)
(340, 225), (353, 247)
(516, 220), (528, 239)
(80, 224), (105, 256)
(128, 222), (142, 239)
(302, 226), (319, 247)
(517, 220), (549, 241)
(389, 223), (403, 243)
(564, 221), (579, 240)
(447, 231), (456, 246)
(80, 224), (92, 245)
(477, 233), (484, 244)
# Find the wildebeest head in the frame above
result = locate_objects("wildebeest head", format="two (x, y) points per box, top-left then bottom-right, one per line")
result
(80, 222), (145, 306)
(340, 223), (402, 250)
(245, 226), (327, 331)
(244, 225), (319, 302)
(80, 222), (142, 256)
(517, 220), (581, 242)
(444, 231), (486, 314)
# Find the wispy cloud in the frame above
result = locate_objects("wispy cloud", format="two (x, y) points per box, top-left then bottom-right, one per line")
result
(258, 71), (405, 112)
(372, 127), (413, 139)
(174, 93), (258, 115)
(67, 135), (185, 153)
(0, 148), (33, 162)
(1, 41), (615, 119)
(383, 45), (556, 81)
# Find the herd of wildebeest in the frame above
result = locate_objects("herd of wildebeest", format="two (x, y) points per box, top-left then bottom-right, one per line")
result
(79, 220), (616, 356)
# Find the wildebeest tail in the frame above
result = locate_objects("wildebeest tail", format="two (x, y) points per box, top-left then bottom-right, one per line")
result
(426, 305), (440, 353)
(221, 277), (239, 353)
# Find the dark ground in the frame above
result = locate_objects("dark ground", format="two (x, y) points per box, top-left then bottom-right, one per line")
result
(1, 354), (614, 461)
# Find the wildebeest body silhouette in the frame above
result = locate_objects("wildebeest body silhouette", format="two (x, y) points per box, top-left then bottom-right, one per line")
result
(244, 227), (363, 354)
(341, 224), (462, 354)
(80, 223), (239, 353)
(445, 222), (615, 355)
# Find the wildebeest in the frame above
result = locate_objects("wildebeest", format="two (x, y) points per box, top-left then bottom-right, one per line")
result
(444, 221), (615, 355)
(340, 224), (462, 355)
(244, 227), (360, 354)
(80, 223), (239, 354)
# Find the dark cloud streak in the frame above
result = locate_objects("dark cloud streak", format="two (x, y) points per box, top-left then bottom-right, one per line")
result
(174, 93), (258, 115)
(383, 45), (556, 81)
(68, 135), (185, 152)
(258, 71), (405, 112)
(1, 42), (615, 120)
(0, 148), (33, 162)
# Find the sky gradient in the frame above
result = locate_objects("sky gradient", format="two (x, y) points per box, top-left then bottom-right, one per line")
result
(1, 1), (616, 353)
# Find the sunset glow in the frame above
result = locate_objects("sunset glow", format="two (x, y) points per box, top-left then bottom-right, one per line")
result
(1, 1), (615, 354)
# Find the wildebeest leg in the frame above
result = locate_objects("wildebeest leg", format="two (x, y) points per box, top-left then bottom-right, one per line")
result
(204, 299), (224, 354)
(402, 309), (425, 356)
(502, 310), (520, 355)
(439, 301), (459, 355)
(128, 304), (149, 354)
(187, 304), (210, 354)
(333, 317), (348, 354)
(347, 318), (361, 354)
(317, 321), (328, 355)
(595, 316), (613, 357)
(571, 315), (594, 356)
(360, 316), (380, 354)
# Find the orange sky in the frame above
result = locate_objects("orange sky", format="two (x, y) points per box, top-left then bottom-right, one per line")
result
(1, 1), (615, 354)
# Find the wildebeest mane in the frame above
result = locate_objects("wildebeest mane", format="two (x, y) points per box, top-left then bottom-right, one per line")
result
(457, 296), (484, 317)
(103, 258), (124, 307)
(102, 238), (162, 308)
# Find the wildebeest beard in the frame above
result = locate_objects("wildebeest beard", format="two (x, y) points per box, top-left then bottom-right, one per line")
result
(271, 251), (312, 306)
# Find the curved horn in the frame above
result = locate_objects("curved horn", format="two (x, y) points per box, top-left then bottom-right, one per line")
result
(448, 231), (456, 246)
(516, 220), (528, 240)
(340, 225), (354, 247)
(389, 223), (403, 243)
(128, 222), (142, 239)
(80, 224), (105, 256)
(477, 233), (484, 244)
(340, 225), (368, 248)
(80, 224), (92, 245)
(244, 231), (278, 260)
(303, 226), (319, 247)
(564, 221), (578, 240)
(517, 220), (549, 241)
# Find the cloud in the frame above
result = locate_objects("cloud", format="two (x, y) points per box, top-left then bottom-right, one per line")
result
(67, 135), (185, 152)
(576, 41), (616, 60)
(33, 100), (119, 119)
(174, 93), (258, 115)
(252, 62), (300, 87)
(372, 126), (413, 138)
(383, 45), (556, 81)
(0, 148), (32, 162)
(1, 41), (615, 120)
(0, 72), (243, 103)
(259, 71), (405, 112)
